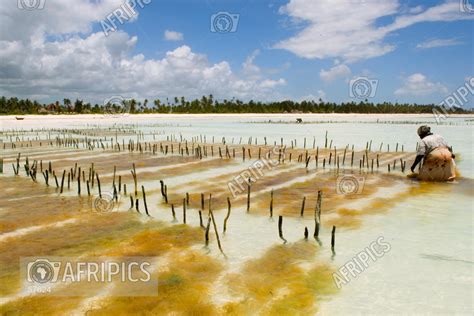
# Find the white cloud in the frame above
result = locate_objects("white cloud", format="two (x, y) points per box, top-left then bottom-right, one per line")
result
(259, 78), (286, 89)
(320, 64), (351, 82)
(408, 6), (424, 14)
(0, 1), (286, 102)
(0, 0), (126, 42)
(299, 90), (326, 102)
(242, 49), (261, 79)
(164, 30), (184, 41)
(416, 38), (463, 49)
(395, 73), (448, 96)
(275, 0), (473, 62)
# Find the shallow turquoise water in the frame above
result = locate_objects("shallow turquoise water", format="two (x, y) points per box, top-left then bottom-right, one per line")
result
(1, 113), (472, 314)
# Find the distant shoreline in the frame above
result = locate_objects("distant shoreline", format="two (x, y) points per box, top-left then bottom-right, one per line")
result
(1, 113), (474, 119)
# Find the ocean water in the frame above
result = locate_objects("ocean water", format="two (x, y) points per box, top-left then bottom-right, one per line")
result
(1, 113), (472, 315)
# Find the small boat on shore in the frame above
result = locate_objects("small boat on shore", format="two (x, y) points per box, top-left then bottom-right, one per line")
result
(15, 116), (25, 120)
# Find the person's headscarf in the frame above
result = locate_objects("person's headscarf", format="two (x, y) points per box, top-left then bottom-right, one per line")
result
(417, 125), (432, 138)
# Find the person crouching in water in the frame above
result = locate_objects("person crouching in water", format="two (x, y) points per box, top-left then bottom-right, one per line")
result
(410, 125), (456, 181)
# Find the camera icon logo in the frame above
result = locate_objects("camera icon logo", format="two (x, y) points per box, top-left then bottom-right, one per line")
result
(211, 12), (240, 33)
(336, 175), (366, 195)
(93, 192), (117, 214)
(27, 259), (60, 284)
(460, 0), (474, 12)
(18, 0), (45, 10)
(103, 95), (129, 117)
(349, 77), (379, 99)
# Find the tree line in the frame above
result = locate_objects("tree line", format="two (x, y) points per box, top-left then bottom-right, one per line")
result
(0, 95), (471, 115)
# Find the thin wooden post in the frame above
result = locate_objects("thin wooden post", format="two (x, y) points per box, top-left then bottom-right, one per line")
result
(182, 198), (186, 224)
(331, 226), (336, 254)
(171, 204), (176, 221)
(60, 170), (65, 194)
(247, 178), (251, 212)
(314, 190), (322, 238)
(223, 197), (231, 233)
(142, 186), (150, 216)
(198, 210), (204, 228)
(269, 189), (273, 218)
(210, 210), (225, 254)
(205, 215), (211, 246)
(96, 173), (101, 198)
(278, 216), (287, 244)
(300, 196), (306, 217)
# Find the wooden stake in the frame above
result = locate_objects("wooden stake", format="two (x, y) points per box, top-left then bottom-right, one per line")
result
(205, 215), (211, 246)
(269, 189), (273, 218)
(331, 226), (336, 253)
(300, 196), (306, 217)
(60, 170), (65, 194)
(198, 210), (204, 228)
(210, 210), (224, 254)
(223, 197), (231, 233)
(96, 173), (101, 198)
(171, 204), (176, 221)
(247, 178), (251, 212)
(278, 216), (287, 244)
(142, 185), (150, 216)
(182, 198), (186, 224)
(314, 190), (322, 238)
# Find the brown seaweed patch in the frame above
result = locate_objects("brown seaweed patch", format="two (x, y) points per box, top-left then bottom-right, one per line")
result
(324, 180), (451, 229)
(223, 242), (337, 315)
(0, 296), (83, 316)
(86, 251), (223, 315)
(0, 213), (147, 297)
(253, 171), (382, 217)
(101, 224), (204, 257)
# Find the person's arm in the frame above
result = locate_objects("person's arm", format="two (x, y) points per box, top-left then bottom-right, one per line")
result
(448, 146), (455, 159)
(411, 155), (424, 172)
(412, 140), (426, 172)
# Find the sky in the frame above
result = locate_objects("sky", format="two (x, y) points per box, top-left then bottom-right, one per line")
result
(0, 0), (473, 107)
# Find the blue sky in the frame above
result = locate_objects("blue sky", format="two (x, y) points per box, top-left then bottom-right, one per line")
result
(1, 0), (473, 106)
